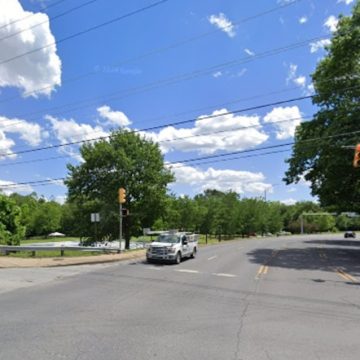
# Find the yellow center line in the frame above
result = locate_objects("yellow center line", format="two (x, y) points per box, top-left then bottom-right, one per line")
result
(256, 265), (265, 278)
(263, 266), (269, 275)
(336, 268), (359, 283)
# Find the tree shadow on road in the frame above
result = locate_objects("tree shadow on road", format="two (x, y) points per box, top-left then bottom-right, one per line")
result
(247, 244), (360, 277)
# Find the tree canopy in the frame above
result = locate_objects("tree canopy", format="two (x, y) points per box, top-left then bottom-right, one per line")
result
(65, 130), (174, 248)
(0, 194), (25, 245)
(284, 2), (360, 211)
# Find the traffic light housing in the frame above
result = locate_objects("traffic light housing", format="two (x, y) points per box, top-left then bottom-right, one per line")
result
(118, 188), (126, 203)
(354, 144), (360, 168)
(122, 208), (129, 217)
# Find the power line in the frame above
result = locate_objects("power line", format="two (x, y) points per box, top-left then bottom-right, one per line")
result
(0, 0), (170, 66)
(0, 84), (303, 133)
(0, 33), (326, 126)
(0, 115), (308, 167)
(0, 178), (65, 189)
(0, 0), (68, 32)
(2, 79), (360, 159)
(0, 155), (69, 168)
(171, 149), (293, 168)
(0, 0), (101, 43)
(167, 129), (360, 166)
(2, 128), (360, 189)
(0, 0), (301, 102)
(0, 94), (313, 158)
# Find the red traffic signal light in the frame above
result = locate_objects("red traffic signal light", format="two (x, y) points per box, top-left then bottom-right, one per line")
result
(354, 144), (360, 168)
(118, 188), (126, 203)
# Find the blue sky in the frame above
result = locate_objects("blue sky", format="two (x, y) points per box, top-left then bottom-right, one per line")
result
(0, 0), (355, 204)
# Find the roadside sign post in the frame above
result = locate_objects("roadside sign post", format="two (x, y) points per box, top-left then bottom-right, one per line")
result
(91, 213), (100, 241)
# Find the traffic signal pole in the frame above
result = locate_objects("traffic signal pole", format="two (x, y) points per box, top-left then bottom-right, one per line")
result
(119, 203), (122, 252)
(118, 187), (126, 253)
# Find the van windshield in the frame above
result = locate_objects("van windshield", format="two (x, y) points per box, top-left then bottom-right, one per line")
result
(157, 234), (180, 244)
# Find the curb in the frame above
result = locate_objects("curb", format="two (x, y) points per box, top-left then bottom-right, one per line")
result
(0, 250), (146, 269)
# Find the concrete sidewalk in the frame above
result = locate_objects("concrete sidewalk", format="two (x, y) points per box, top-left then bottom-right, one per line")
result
(0, 250), (146, 268)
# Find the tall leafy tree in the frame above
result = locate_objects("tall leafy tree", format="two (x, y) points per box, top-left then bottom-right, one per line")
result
(65, 130), (174, 248)
(0, 195), (25, 245)
(284, 3), (360, 211)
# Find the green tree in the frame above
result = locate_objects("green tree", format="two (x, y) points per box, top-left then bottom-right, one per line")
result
(0, 195), (25, 245)
(31, 201), (63, 237)
(65, 130), (174, 248)
(284, 3), (360, 212)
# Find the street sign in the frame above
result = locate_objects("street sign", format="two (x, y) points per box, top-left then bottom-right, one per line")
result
(143, 228), (151, 236)
(91, 213), (100, 222)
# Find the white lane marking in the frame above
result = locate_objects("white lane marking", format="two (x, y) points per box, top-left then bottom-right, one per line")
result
(207, 256), (217, 261)
(212, 273), (237, 278)
(147, 267), (162, 271)
(176, 269), (200, 274)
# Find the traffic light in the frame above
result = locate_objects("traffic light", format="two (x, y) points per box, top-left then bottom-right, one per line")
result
(353, 144), (360, 168)
(118, 188), (126, 203)
(122, 208), (129, 217)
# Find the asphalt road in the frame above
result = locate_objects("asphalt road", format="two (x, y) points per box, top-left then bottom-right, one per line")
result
(0, 234), (359, 360)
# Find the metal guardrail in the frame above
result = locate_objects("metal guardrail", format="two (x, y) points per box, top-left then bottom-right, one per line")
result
(0, 245), (119, 257)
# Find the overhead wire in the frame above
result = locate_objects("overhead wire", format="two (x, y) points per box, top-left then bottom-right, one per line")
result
(0, 33), (328, 127)
(0, 115), (309, 167)
(0, 93), (314, 158)
(0, 0), (68, 32)
(2, 78), (360, 159)
(2, 128), (360, 189)
(0, 0), (102, 43)
(0, 0), (301, 102)
(0, 0), (171, 66)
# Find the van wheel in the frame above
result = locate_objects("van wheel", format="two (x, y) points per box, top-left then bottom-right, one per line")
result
(175, 252), (181, 264)
(191, 248), (197, 258)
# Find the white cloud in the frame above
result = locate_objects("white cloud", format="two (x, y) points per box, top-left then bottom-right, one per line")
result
(0, 116), (43, 146)
(209, 13), (236, 38)
(286, 63), (306, 88)
(0, 180), (34, 195)
(0, 131), (15, 159)
(212, 71), (223, 78)
(46, 115), (109, 160)
(293, 75), (306, 87)
(281, 198), (297, 206)
(309, 39), (331, 53)
(0, 0), (61, 97)
(97, 105), (131, 127)
(338, 0), (354, 5)
(287, 187), (297, 193)
(244, 48), (255, 56)
(306, 83), (315, 96)
(235, 68), (247, 78)
(0, 115), (43, 159)
(144, 109), (268, 155)
(46, 115), (108, 144)
(324, 15), (338, 32)
(54, 195), (66, 204)
(299, 16), (308, 24)
(263, 106), (303, 140)
(170, 164), (272, 195)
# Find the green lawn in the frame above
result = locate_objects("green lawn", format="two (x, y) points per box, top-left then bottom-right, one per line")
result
(21, 237), (81, 244)
(1, 250), (105, 258)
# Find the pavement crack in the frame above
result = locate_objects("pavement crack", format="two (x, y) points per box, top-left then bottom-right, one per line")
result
(233, 300), (250, 360)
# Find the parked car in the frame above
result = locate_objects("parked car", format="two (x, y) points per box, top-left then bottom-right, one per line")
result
(344, 231), (356, 239)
